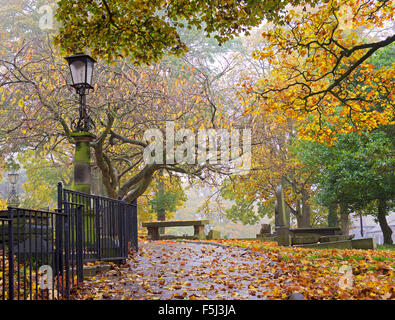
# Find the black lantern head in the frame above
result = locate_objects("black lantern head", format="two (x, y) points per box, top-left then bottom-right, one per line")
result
(8, 172), (19, 185)
(65, 53), (96, 91)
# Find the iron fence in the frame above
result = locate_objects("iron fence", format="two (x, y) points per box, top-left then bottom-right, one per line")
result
(58, 183), (138, 263)
(0, 182), (138, 300)
(0, 207), (71, 300)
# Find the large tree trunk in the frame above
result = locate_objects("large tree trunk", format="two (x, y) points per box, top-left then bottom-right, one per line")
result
(327, 203), (338, 227)
(157, 170), (166, 234)
(377, 199), (393, 245)
(295, 200), (301, 227)
(298, 188), (311, 228)
(339, 203), (349, 235)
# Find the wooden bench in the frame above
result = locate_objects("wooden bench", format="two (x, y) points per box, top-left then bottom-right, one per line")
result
(142, 220), (210, 240)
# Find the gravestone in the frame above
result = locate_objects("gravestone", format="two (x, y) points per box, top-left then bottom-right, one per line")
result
(299, 238), (376, 250)
(13, 235), (53, 265)
(351, 238), (376, 250)
(319, 235), (354, 243)
(256, 224), (276, 241)
(300, 240), (353, 249)
(0, 222), (52, 244)
(260, 224), (271, 235)
(288, 292), (305, 300)
(208, 229), (221, 240)
(292, 234), (321, 245)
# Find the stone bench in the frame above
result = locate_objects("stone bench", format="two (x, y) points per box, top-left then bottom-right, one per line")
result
(142, 220), (210, 240)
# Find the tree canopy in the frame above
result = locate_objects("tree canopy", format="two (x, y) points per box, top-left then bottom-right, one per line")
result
(0, 0), (393, 243)
(240, 0), (394, 142)
(53, 0), (317, 63)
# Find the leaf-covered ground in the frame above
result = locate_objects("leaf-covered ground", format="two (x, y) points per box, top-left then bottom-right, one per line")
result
(215, 240), (395, 300)
(71, 240), (395, 300)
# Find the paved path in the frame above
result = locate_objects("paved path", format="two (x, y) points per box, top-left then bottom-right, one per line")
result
(74, 240), (278, 300)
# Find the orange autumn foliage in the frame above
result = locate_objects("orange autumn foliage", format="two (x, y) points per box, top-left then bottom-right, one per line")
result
(241, 0), (394, 144)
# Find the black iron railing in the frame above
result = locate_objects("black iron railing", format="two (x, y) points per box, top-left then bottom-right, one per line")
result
(58, 183), (137, 261)
(0, 207), (71, 300)
(0, 183), (138, 300)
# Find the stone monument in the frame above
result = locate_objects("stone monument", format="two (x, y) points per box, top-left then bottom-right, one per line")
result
(274, 185), (291, 246)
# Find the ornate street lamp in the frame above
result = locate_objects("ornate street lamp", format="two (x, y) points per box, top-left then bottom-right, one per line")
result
(65, 53), (96, 132)
(7, 172), (20, 207)
(65, 53), (97, 194)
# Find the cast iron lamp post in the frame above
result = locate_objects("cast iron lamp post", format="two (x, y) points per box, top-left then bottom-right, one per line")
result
(65, 53), (96, 132)
(65, 53), (96, 194)
(7, 172), (20, 207)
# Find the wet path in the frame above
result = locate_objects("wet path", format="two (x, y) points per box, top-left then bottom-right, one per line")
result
(73, 240), (277, 300)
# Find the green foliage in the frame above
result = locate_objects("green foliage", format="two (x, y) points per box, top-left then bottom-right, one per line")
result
(224, 198), (258, 225)
(294, 129), (394, 213)
(293, 41), (395, 219)
(377, 244), (395, 251)
(368, 42), (395, 70)
(148, 187), (186, 217)
(3, 156), (20, 172)
(18, 150), (72, 209)
(220, 184), (272, 225)
(53, 0), (315, 63)
(147, 175), (187, 220)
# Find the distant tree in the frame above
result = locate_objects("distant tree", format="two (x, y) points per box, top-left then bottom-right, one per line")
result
(148, 171), (186, 224)
(18, 149), (72, 209)
(295, 130), (394, 242)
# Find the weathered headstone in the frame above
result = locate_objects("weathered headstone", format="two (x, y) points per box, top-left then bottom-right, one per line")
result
(256, 224), (276, 241)
(208, 229), (221, 240)
(300, 238), (376, 250)
(194, 225), (206, 240)
(292, 234), (321, 245)
(351, 238), (376, 250)
(300, 240), (353, 249)
(319, 235), (354, 243)
(13, 236), (53, 264)
(260, 224), (271, 235)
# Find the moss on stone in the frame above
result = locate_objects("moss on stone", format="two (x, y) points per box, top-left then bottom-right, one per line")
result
(70, 131), (96, 138)
(75, 141), (91, 164)
(74, 183), (91, 194)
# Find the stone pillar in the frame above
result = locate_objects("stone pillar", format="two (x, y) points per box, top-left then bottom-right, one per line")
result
(194, 225), (206, 240)
(276, 226), (291, 246)
(275, 185), (288, 227)
(275, 185), (291, 246)
(157, 170), (166, 235)
(147, 227), (160, 241)
(71, 132), (95, 194)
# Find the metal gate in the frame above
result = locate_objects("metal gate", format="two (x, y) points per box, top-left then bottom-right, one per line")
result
(0, 182), (138, 300)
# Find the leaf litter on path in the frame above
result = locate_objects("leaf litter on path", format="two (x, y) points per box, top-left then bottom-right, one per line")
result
(71, 240), (395, 300)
